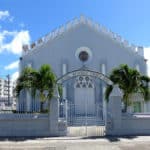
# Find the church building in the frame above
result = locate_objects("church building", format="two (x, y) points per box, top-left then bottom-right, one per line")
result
(18, 16), (148, 122)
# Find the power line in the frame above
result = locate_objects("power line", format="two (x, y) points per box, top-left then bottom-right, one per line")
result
(0, 74), (12, 80)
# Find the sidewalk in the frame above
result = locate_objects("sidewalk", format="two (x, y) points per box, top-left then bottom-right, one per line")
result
(0, 136), (150, 150)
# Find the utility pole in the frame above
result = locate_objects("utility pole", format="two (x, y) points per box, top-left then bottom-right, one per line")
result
(6, 74), (10, 106)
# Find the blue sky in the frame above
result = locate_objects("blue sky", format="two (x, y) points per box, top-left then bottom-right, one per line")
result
(0, 0), (150, 80)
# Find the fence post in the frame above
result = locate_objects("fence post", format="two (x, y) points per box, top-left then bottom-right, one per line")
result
(106, 85), (122, 135)
(49, 86), (60, 136)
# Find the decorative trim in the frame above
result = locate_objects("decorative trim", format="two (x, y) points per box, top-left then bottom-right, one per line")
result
(74, 76), (94, 88)
(57, 67), (113, 85)
(22, 15), (144, 59)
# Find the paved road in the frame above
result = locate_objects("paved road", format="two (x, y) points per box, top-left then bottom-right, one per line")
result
(0, 136), (150, 150)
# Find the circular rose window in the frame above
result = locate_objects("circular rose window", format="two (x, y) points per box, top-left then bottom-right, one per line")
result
(79, 51), (89, 62)
(75, 47), (92, 64)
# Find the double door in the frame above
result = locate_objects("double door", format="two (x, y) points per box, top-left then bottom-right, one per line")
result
(74, 87), (95, 116)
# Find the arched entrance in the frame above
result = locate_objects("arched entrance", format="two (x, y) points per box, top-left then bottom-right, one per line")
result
(57, 67), (112, 136)
(57, 67), (112, 85)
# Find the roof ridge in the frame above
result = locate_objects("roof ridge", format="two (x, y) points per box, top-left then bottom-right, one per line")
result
(22, 15), (144, 58)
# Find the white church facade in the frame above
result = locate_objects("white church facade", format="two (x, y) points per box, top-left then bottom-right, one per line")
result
(18, 15), (149, 119)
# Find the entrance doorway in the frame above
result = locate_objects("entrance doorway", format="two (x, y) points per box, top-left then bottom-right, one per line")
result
(57, 68), (113, 137)
(74, 76), (95, 116)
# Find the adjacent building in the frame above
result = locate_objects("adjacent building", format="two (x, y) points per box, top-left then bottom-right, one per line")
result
(0, 77), (16, 109)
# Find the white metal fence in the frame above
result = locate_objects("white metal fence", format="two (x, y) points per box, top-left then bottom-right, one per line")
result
(59, 100), (106, 136)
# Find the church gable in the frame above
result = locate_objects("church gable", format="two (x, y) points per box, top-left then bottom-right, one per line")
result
(22, 16), (144, 59)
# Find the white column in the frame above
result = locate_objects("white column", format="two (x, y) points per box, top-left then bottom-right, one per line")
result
(62, 64), (67, 99)
(27, 63), (32, 111)
(101, 64), (106, 121)
(19, 90), (24, 112)
(62, 63), (68, 122)
(135, 64), (143, 113)
(143, 101), (146, 112)
(101, 64), (106, 75)
(26, 90), (31, 112)
(62, 64), (67, 75)
(147, 102), (150, 112)
(103, 87), (106, 118)
(106, 86), (122, 135)
(49, 87), (60, 136)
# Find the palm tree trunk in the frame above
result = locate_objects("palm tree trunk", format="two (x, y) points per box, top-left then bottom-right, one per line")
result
(123, 94), (129, 113)
(40, 102), (44, 112)
(124, 102), (127, 112)
(124, 96), (129, 113)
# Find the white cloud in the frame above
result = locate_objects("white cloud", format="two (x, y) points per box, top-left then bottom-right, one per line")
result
(11, 71), (19, 81)
(9, 16), (14, 22)
(0, 10), (14, 22)
(19, 23), (25, 28)
(4, 60), (19, 70)
(0, 30), (31, 55)
(0, 11), (30, 55)
(144, 47), (150, 77)
(0, 30), (17, 44)
(0, 11), (10, 20)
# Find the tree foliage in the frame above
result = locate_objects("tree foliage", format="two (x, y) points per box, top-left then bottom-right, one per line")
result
(105, 64), (150, 111)
(15, 64), (57, 112)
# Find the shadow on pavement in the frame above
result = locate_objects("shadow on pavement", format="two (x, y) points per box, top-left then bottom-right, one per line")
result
(81, 135), (138, 142)
(0, 137), (41, 142)
(0, 135), (143, 142)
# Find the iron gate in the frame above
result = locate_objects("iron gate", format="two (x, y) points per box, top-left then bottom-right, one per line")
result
(59, 99), (106, 137)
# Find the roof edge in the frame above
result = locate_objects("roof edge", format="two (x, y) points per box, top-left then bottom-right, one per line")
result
(21, 15), (144, 58)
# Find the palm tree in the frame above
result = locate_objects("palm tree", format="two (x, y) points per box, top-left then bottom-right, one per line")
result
(33, 64), (56, 112)
(105, 64), (150, 112)
(15, 64), (56, 112)
(15, 67), (37, 97)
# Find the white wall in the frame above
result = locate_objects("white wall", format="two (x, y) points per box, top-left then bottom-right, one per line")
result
(120, 114), (150, 135)
(0, 114), (50, 137)
(144, 101), (150, 112)
(0, 96), (67, 137)
(106, 92), (150, 136)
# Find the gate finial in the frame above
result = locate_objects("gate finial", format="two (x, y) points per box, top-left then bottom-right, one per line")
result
(110, 85), (122, 97)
